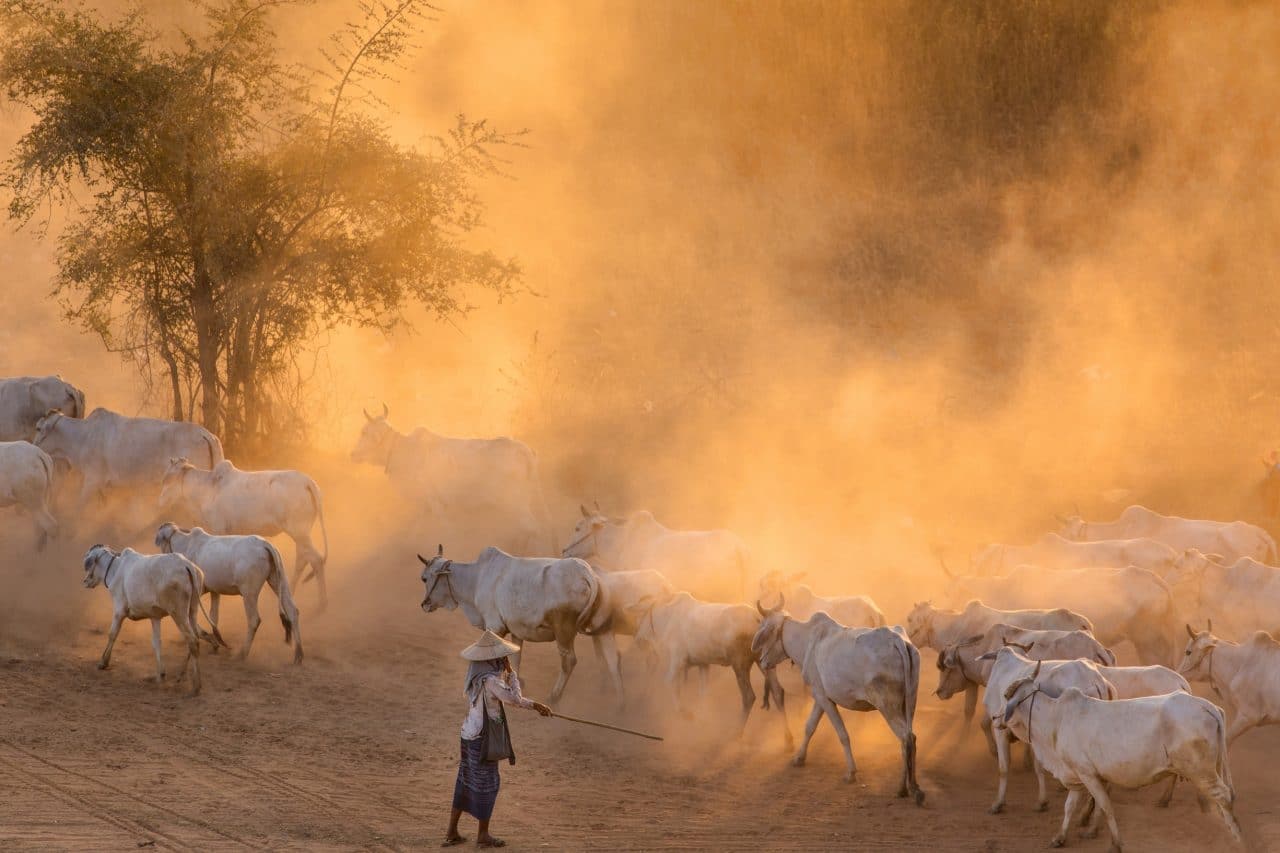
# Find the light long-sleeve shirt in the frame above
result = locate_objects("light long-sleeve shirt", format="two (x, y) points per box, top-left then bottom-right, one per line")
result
(461, 673), (536, 740)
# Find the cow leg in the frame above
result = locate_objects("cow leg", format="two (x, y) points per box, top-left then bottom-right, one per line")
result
(731, 661), (756, 735)
(1052, 787), (1086, 848)
(207, 593), (221, 653)
(816, 698), (856, 783)
(150, 618), (165, 681)
(1226, 714), (1257, 747)
(1033, 752), (1051, 812)
(98, 612), (124, 670)
(1023, 741), (1036, 770)
(792, 700), (825, 767)
(764, 667), (794, 749)
(240, 591), (262, 660)
(1077, 773), (1121, 853)
(990, 724), (1013, 814)
(172, 610), (202, 696)
(592, 632), (625, 707)
(963, 682), (978, 726)
(548, 629), (578, 706)
(1198, 774), (1244, 844)
(1156, 774), (1177, 807)
(980, 712), (997, 756)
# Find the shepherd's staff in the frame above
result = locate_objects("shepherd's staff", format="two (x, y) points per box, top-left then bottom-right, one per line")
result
(550, 712), (663, 741)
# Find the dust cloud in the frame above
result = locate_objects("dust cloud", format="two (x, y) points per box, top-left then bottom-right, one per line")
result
(4, 0), (1280, 629)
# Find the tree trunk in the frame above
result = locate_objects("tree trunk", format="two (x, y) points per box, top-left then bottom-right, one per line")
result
(191, 264), (222, 438)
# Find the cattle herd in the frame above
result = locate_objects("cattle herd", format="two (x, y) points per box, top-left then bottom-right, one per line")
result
(4, 373), (1280, 850)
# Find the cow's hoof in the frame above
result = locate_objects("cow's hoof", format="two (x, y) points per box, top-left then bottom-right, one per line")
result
(1106, 844), (1121, 853)
(1081, 827), (1099, 840)
(841, 772), (856, 784)
(989, 803), (1005, 815)
(1156, 799), (1171, 809)
(914, 789), (927, 807)
(790, 755), (805, 768)
(1049, 837), (1065, 849)
(97, 661), (109, 671)
(1036, 801), (1049, 813)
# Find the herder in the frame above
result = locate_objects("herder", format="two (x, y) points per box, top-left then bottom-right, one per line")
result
(444, 630), (552, 848)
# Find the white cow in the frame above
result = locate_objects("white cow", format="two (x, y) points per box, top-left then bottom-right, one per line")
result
(419, 545), (619, 704)
(751, 603), (924, 803)
(972, 533), (1178, 577)
(907, 599), (1094, 724)
(0, 440), (58, 548)
(1002, 673), (1242, 850)
(597, 569), (675, 636)
(634, 592), (790, 743)
(935, 623), (1115, 701)
(0, 375), (84, 442)
(1180, 625), (1280, 746)
(564, 506), (749, 602)
(979, 650), (1117, 815)
(1164, 551), (1280, 641)
(1060, 504), (1276, 565)
(155, 523), (302, 664)
(159, 458), (328, 610)
(757, 571), (884, 628)
(82, 544), (226, 695)
(944, 565), (1177, 665)
(352, 406), (552, 554)
(34, 409), (223, 510)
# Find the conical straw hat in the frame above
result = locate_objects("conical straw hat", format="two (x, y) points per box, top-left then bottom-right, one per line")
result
(461, 630), (521, 661)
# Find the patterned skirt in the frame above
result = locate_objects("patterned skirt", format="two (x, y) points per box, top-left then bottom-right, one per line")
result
(453, 737), (500, 820)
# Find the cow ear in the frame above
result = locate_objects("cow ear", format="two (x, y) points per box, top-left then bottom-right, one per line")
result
(437, 544), (444, 557)
(1185, 623), (1196, 639)
(381, 402), (389, 418)
(363, 408), (373, 422)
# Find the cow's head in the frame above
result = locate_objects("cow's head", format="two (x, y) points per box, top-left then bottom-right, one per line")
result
(750, 598), (790, 668)
(154, 522), (180, 553)
(418, 545), (457, 612)
(934, 634), (982, 700)
(29, 376), (85, 425)
(905, 601), (936, 647)
(1001, 661), (1043, 725)
(1178, 621), (1218, 678)
(562, 503), (612, 560)
(756, 571), (804, 609)
(351, 403), (394, 465)
(32, 411), (66, 454)
(82, 544), (115, 589)
(1056, 514), (1086, 541)
(158, 457), (194, 510)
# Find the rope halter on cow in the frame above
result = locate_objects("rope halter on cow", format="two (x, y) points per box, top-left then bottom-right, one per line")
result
(423, 559), (458, 608)
(102, 551), (120, 589)
(562, 525), (599, 559)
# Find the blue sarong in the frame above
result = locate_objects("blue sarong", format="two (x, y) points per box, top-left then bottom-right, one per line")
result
(453, 737), (500, 820)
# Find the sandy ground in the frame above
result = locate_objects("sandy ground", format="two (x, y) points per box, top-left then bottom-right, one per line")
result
(1, 491), (1278, 852)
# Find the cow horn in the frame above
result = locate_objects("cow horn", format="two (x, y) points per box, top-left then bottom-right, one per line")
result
(381, 402), (389, 418)
(363, 407), (373, 422)
(580, 504), (590, 518)
(417, 554), (430, 565)
(437, 544), (444, 557)
(1053, 513), (1069, 523)
(1207, 618), (1213, 633)
(756, 599), (767, 618)
(1185, 623), (1196, 639)
(936, 555), (955, 579)
(594, 499), (601, 512)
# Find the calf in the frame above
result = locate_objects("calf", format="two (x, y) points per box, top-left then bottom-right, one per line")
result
(156, 523), (302, 664)
(1002, 675), (1241, 850)
(635, 592), (789, 745)
(82, 545), (225, 695)
(753, 602), (924, 803)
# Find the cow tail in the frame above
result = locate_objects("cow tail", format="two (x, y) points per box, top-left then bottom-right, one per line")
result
(306, 481), (329, 564)
(184, 562), (227, 649)
(1212, 705), (1235, 803)
(575, 566), (612, 635)
(898, 635), (921, 795)
(202, 431), (225, 468)
(264, 541), (303, 663)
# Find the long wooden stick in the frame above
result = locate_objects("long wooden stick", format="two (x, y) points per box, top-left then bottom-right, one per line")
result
(551, 712), (663, 741)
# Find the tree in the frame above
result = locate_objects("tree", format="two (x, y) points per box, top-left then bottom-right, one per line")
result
(0, 0), (522, 452)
